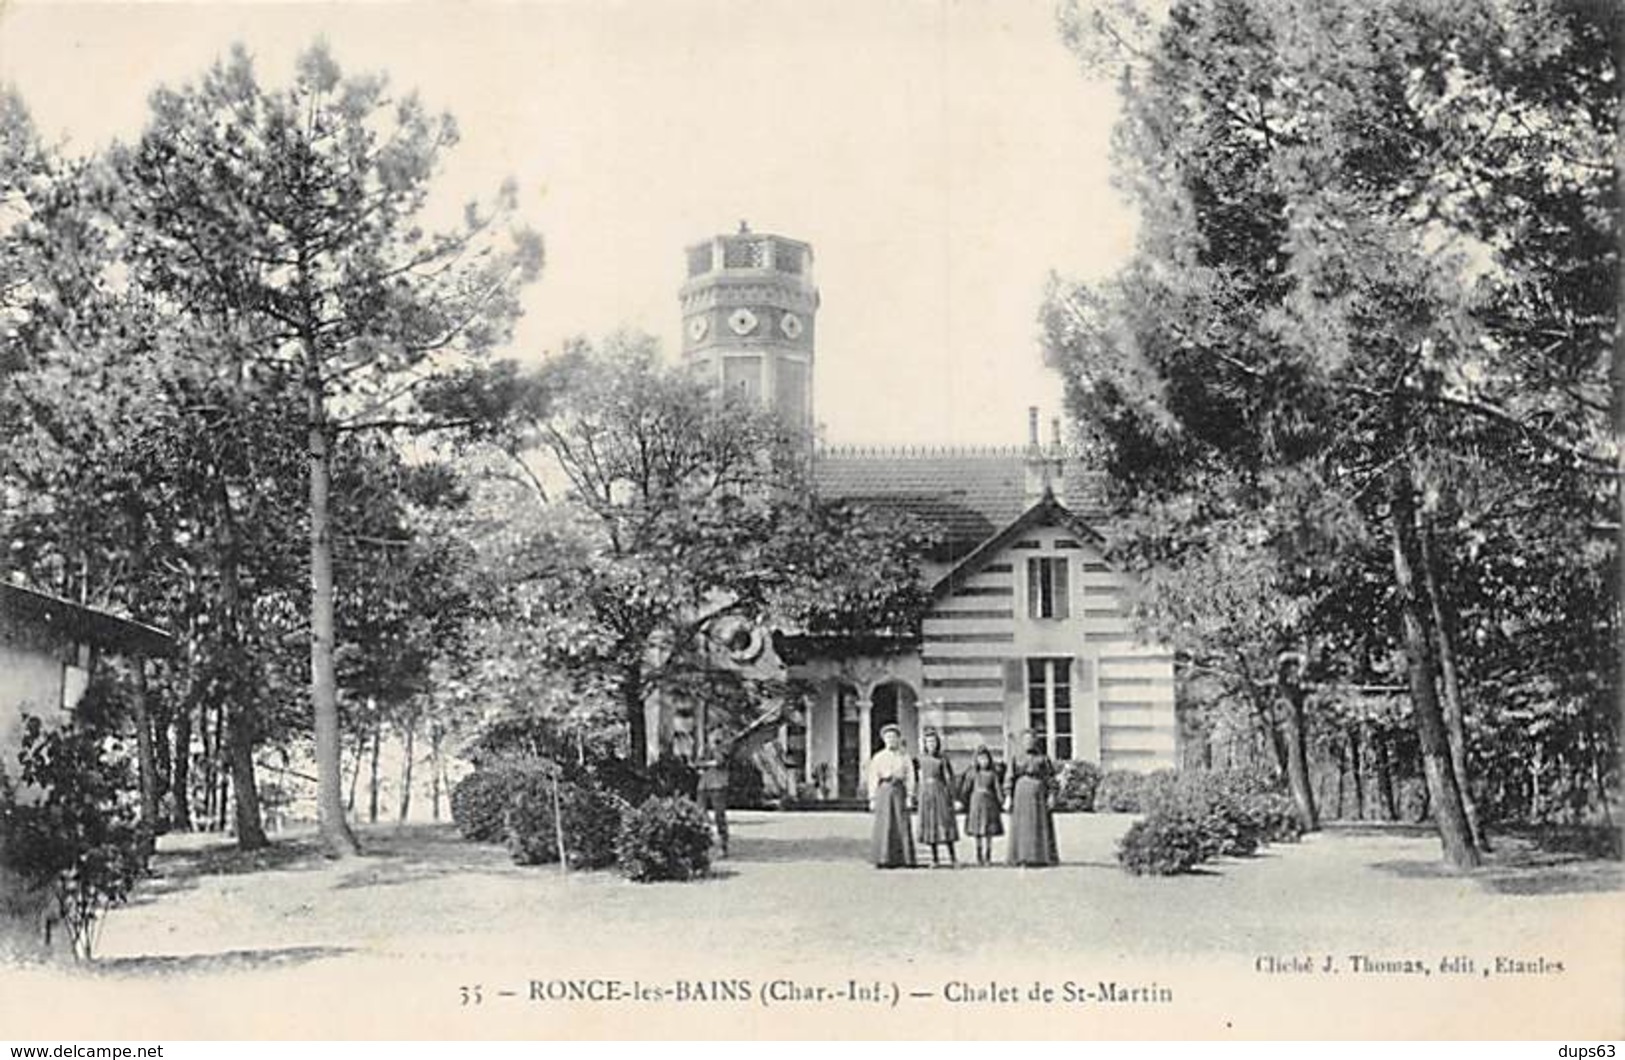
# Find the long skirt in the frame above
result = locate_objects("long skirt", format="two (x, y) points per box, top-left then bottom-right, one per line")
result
(1006, 776), (1059, 866)
(916, 778), (959, 844)
(871, 781), (917, 868)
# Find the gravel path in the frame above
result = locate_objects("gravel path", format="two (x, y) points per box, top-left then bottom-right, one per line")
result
(2, 812), (1619, 1039)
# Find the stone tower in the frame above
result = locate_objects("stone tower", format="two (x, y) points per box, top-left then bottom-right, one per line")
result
(679, 223), (818, 431)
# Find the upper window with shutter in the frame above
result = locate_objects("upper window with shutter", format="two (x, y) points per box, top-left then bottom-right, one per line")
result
(1026, 557), (1070, 620)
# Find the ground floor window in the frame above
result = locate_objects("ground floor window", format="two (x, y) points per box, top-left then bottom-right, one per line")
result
(1026, 657), (1073, 760)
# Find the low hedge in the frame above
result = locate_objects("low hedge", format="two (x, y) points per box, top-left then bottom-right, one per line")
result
(1054, 760), (1103, 813)
(616, 796), (714, 882)
(506, 775), (625, 870)
(1116, 769), (1305, 876)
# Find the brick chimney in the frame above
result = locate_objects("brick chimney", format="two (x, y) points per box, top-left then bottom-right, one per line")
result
(1024, 407), (1067, 508)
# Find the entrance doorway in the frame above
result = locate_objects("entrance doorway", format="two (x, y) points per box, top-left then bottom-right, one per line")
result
(870, 681), (919, 758)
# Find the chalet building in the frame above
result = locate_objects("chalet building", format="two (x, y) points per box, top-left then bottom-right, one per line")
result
(659, 226), (1179, 798)
(0, 580), (171, 957)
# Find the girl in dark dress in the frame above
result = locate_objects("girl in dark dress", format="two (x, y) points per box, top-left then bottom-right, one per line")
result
(964, 745), (1004, 866)
(914, 730), (958, 867)
(1005, 731), (1060, 866)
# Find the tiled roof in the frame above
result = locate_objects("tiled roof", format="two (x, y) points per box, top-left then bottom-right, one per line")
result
(0, 580), (174, 656)
(813, 447), (1107, 560)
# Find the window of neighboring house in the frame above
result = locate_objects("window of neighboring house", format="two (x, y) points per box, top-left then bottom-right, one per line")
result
(1026, 657), (1073, 761)
(1026, 556), (1070, 619)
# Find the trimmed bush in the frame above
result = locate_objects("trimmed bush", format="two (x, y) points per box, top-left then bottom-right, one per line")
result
(1247, 792), (1305, 844)
(647, 754), (699, 799)
(451, 768), (521, 843)
(1116, 769), (1309, 877)
(616, 796), (714, 883)
(1094, 769), (1148, 812)
(1117, 811), (1207, 876)
(586, 756), (656, 807)
(506, 775), (625, 870)
(1054, 760), (1103, 813)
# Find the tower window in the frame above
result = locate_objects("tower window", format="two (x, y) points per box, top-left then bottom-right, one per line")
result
(774, 243), (803, 274)
(1026, 557), (1070, 619)
(724, 239), (769, 269)
(775, 359), (808, 427)
(723, 356), (763, 403)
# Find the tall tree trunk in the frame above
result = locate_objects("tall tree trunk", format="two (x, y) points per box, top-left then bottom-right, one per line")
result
(347, 733), (364, 813)
(1613, 86), (1625, 836)
(1347, 723), (1365, 820)
(1389, 466), (1480, 868)
(152, 691), (172, 811)
(172, 695), (193, 832)
(430, 723), (444, 822)
(1334, 740), (1346, 821)
(201, 699), (218, 827)
(625, 667), (648, 765)
(132, 658), (159, 860)
(215, 474), (267, 852)
(399, 720), (416, 824)
(1373, 725), (1398, 822)
(368, 723), (382, 825)
(1588, 719), (1615, 827)
(307, 370), (360, 857)
(226, 715), (265, 847)
(1250, 689), (1290, 777)
(1418, 514), (1485, 850)
(1274, 665), (1319, 831)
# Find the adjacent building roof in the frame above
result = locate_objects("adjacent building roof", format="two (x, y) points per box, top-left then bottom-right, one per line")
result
(0, 581), (174, 657)
(813, 446), (1107, 560)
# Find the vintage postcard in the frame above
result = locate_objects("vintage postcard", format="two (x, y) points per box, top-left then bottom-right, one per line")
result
(0, 0), (1620, 1042)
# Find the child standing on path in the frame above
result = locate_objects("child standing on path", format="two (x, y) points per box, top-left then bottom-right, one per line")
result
(963, 745), (1004, 866)
(915, 729), (959, 867)
(695, 731), (732, 858)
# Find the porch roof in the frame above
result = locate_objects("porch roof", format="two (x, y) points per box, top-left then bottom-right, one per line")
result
(0, 581), (175, 657)
(771, 630), (918, 666)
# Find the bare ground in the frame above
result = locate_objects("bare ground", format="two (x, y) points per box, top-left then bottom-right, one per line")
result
(2, 812), (1620, 1039)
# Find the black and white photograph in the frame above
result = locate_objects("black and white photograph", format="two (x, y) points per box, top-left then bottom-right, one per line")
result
(0, 0), (1620, 1043)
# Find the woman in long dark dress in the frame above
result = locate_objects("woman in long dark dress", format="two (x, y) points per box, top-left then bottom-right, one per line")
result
(1005, 730), (1060, 866)
(868, 723), (916, 868)
(914, 730), (958, 867)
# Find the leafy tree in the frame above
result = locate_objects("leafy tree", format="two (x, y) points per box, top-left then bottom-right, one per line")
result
(1049, 0), (1618, 867)
(118, 43), (543, 855)
(448, 335), (933, 765)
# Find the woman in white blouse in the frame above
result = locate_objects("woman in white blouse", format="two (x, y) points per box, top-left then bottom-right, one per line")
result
(868, 723), (917, 868)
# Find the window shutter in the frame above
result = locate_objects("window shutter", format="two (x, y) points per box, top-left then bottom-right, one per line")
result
(1026, 558), (1041, 619)
(1053, 558), (1070, 619)
(1003, 659), (1024, 694)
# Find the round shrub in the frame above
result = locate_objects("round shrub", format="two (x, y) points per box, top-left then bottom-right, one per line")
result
(1054, 760), (1103, 813)
(616, 796), (714, 883)
(506, 776), (626, 870)
(586, 756), (656, 807)
(451, 765), (531, 843)
(1117, 811), (1207, 875)
(647, 754), (699, 799)
(1094, 769), (1148, 813)
(1247, 792), (1305, 844)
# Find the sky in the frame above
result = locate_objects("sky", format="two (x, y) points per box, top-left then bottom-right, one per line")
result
(0, 1), (1137, 447)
